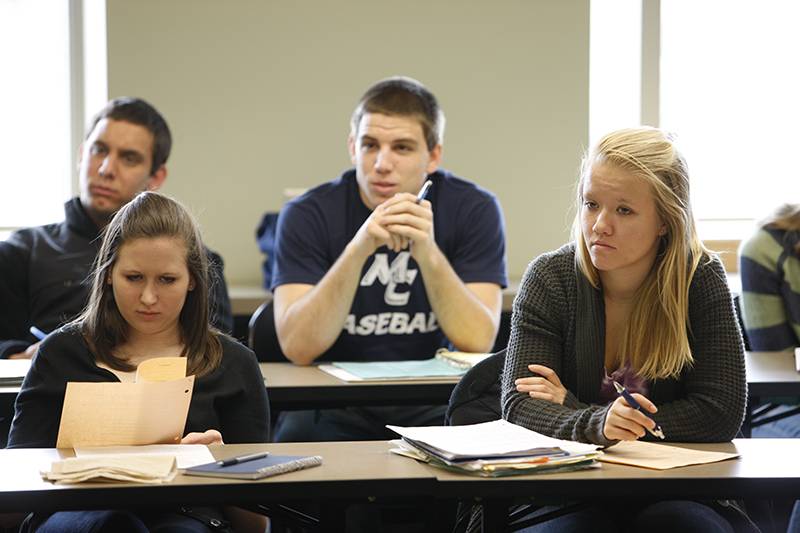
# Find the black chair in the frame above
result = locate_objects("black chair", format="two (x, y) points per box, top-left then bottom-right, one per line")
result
(445, 350), (505, 426)
(248, 299), (289, 363)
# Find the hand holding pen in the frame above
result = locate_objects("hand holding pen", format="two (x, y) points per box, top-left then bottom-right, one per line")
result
(605, 381), (665, 441)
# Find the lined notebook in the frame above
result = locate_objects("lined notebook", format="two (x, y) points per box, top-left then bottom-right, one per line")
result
(184, 455), (322, 480)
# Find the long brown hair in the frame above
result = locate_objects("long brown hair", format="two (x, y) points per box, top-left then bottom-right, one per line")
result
(573, 127), (710, 380)
(76, 191), (222, 376)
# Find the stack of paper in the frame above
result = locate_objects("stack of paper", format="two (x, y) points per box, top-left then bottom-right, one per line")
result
(388, 420), (602, 477)
(41, 455), (177, 484)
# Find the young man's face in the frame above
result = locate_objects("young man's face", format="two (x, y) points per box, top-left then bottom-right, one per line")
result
(78, 118), (166, 226)
(348, 112), (441, 210)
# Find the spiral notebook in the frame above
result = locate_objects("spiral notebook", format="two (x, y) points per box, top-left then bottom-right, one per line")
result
(184, 454), (322, 480)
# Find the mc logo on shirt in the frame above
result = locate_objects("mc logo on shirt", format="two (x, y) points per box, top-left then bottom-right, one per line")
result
(359, 252), (417, 306)
(342, 251), (439, 337)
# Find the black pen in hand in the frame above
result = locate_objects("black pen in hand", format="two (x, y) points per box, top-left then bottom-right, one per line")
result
(613, 381), (665, 439)
(216, 451), (270, 467)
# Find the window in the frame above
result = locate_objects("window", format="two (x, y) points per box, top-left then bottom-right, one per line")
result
(0, 0), (106, 239)
(0, 0), (73, 231)
(589, 0), (642, 146)
(591, 0), (800, 239)
(660, 0), (800, 238)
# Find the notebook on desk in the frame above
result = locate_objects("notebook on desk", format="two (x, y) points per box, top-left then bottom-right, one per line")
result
(184, 454), (322, 480)
(320, 358), (467, 382)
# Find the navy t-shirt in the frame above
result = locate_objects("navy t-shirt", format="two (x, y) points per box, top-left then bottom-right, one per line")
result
(271, 169), (508, 362)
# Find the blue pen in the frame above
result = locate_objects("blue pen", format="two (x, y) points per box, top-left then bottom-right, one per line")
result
(415, 179), (433, 204)
(613, 380), (665, 439)
(29, 326), (48, 341)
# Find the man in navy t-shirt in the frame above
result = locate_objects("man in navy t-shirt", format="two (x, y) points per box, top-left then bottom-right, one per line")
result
(271, 77), (508, 441)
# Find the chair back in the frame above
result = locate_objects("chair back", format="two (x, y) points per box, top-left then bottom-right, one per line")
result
(248, 299), (290, 362)
(732, 294), (751, 351)
(445, 349), (505, 426)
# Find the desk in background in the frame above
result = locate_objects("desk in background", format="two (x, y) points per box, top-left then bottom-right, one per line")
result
(260, 362), (459, 412)
(744, 350), (800, 437)
(3, 352), (798, 443)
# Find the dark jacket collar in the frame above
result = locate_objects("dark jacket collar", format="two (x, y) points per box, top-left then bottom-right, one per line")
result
(64, 197), (102, 240)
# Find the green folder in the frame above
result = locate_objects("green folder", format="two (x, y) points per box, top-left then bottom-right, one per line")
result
(332, 358), (466, 380)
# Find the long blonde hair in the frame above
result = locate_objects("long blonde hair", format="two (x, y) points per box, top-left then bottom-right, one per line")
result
(573, 127), (709, 379)
(762, 204), (800, 255)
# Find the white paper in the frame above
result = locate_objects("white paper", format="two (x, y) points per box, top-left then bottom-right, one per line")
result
(75, 444), (214, 469)
(0, 359), (31, 383)
(318, 364), (363, 382)
(387, 419), (599, 457)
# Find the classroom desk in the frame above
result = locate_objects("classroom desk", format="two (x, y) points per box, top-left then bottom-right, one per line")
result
(436, 438), (800, 530)
(260, 363), (459, 411)
(746, 350), (800, 398)
(744, 350), (800, 437)
(1, 439), (799, 531)
(0, 441), (437, 532)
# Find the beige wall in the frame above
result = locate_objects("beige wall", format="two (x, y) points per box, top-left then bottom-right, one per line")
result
(105, 0), (589, 286)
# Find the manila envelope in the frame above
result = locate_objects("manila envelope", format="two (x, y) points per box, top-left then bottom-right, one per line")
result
(56, 375), (195, 448)
(136, 357), (187, 382)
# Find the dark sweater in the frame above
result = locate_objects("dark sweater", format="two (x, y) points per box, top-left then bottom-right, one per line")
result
(7, 326), (270, 448)
(0, 198), (233, 358)
(502, 244), (747, 446)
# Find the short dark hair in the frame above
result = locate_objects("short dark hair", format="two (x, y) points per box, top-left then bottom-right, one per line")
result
(87, 97), (172, 175)
(350, 77), (445, 151)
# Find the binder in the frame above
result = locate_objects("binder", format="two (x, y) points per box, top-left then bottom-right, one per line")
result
(183, 454), (322, 480)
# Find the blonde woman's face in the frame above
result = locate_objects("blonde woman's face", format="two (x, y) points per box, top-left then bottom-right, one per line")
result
(580, 163), (666, 281)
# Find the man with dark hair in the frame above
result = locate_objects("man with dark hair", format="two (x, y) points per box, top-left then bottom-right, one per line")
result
(0, 97), (233, 359)
(270, 77), (507, 441)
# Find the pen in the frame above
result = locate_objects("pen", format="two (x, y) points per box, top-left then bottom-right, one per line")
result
(612, 381), (665, 439)
(216, 451), (270, 467)
(29, 326), (48, 341)
(416, 179), (433, 204)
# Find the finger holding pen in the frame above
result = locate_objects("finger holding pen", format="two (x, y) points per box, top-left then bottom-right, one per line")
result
(604, 392), (660, 441)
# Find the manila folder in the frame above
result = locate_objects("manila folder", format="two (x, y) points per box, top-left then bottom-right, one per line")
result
(56, 375), (194, 448)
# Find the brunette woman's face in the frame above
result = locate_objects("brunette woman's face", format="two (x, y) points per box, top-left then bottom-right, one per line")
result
(109, 236), (193, 339)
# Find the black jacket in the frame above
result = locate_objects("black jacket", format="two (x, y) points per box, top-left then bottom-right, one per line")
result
(7, 326), (269, 448)
(0, 198), (233, 357)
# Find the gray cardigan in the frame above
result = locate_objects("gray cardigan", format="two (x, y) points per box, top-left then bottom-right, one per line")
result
(501, 243), (747, 446)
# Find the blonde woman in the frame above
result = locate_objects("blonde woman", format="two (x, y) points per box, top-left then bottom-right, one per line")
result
(502, 128), (748, 532)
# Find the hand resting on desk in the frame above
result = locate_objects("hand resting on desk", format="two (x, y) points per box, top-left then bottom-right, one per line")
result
(181, 429), (223, 445)
(8, 341), (40, 360)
